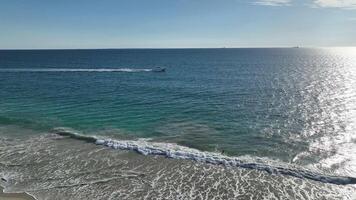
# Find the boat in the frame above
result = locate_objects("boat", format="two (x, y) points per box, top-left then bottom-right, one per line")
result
(152, 67), (166, 72)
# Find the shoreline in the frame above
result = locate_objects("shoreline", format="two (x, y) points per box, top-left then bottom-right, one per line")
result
(1, 132), (354, 199)
(0, 187), (36, 200)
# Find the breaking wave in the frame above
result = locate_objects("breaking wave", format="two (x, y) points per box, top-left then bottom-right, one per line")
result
(54, 128), (356, 185)
(0, 68), (153, 72)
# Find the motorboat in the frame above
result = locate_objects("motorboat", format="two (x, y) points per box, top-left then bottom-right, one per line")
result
(152, 67), (166, 72)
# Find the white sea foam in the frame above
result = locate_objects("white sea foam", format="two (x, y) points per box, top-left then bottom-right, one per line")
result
(0, 68), (153, 72)
(54, 128), (356, 185)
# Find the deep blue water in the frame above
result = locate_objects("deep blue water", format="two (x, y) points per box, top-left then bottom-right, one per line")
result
(1, 48), (356, 171)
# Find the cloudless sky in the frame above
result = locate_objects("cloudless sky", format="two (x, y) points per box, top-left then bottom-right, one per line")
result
(0, 0), (356, 49)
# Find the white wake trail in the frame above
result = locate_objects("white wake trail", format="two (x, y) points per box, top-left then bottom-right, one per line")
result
(0, 68), (153, 72)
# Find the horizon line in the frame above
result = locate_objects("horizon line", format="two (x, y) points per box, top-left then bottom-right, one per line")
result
(1, 46), (356, 50)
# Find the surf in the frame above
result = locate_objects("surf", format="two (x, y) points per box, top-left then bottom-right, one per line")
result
(54, 128), (356, 186)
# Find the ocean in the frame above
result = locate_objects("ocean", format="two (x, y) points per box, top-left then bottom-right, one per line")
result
(0, 48), (356, 199)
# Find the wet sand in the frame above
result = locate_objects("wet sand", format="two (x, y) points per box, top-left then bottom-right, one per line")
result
(0, 187), (35, 200)
(0, 132), (354, 200)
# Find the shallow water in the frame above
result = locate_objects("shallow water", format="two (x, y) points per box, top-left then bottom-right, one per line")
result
(0, 127), (355, 200)
(1, 48), (356, 198)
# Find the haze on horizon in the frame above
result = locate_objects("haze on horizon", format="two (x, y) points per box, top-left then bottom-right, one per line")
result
(0, 0), (356, 49)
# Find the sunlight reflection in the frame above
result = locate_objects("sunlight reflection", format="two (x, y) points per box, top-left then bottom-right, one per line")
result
(293, 47), (356, 177)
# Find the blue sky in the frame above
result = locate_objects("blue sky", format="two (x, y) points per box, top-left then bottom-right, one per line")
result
(0, 0), (356, 48)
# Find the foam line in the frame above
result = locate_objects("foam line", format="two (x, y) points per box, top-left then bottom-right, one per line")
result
(54, 128), (356, 185)
(0, 68), (153, 72)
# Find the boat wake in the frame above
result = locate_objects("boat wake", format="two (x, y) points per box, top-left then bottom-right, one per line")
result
(54, 128), (356, 186)
(0, 68), (154, 73)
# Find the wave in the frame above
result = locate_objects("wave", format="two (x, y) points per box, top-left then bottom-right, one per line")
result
(0, 68), (153, 73)
(54, 128), (356, 185)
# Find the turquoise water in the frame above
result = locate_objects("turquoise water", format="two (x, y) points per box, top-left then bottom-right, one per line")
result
(1, 48), (356, 174)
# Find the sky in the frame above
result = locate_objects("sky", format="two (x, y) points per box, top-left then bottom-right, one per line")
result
(0, 0), (356, 49)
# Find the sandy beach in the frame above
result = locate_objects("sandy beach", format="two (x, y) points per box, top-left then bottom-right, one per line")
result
(0, 187), (35, 200)
(1, 132), (354, 200)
